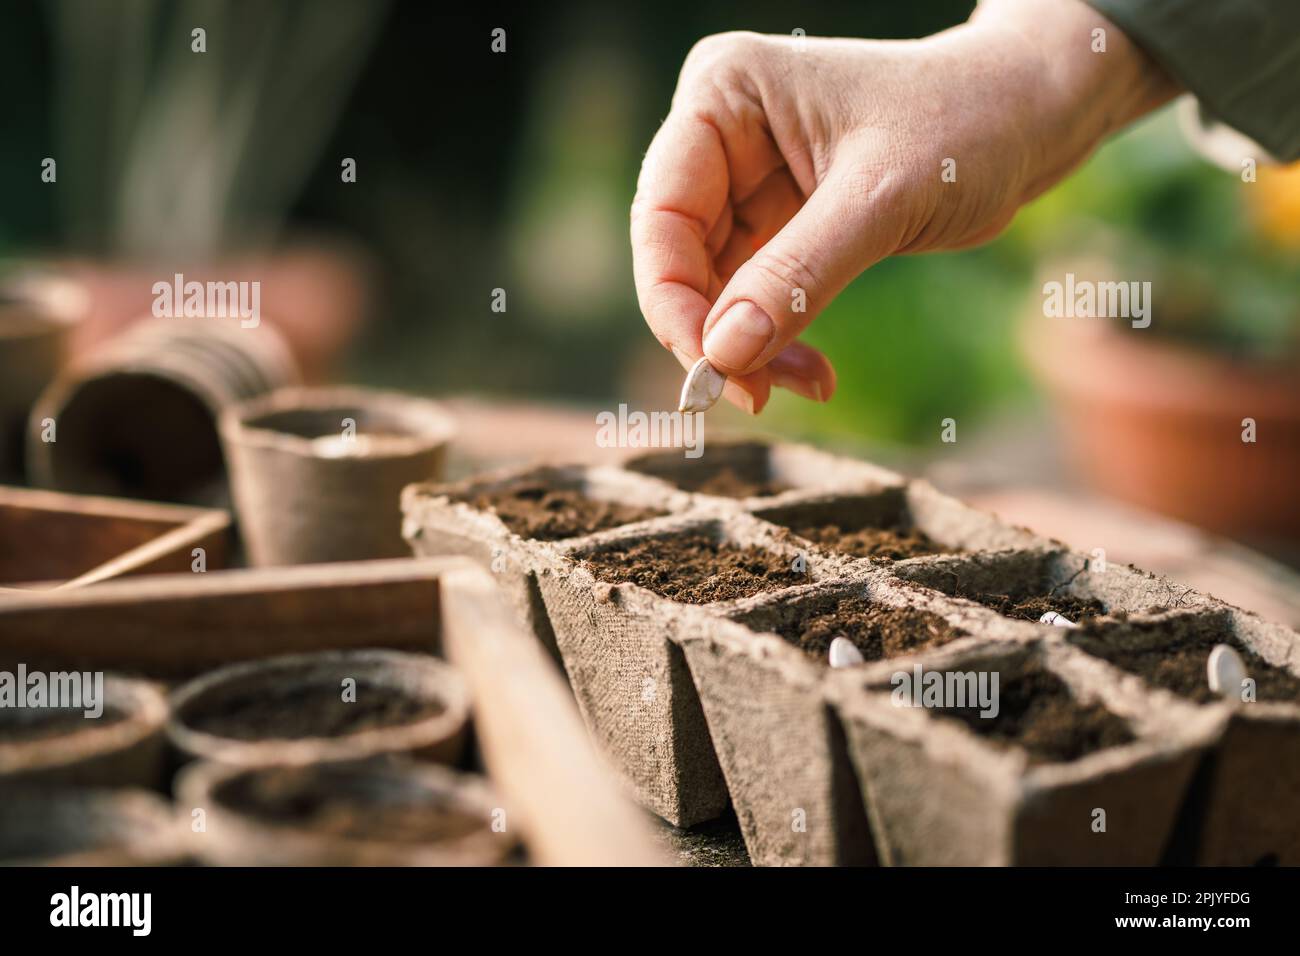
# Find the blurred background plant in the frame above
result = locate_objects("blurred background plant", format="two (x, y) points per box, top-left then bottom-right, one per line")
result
(2, 0), (1296, 534)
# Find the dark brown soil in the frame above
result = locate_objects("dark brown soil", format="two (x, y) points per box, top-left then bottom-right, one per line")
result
(958, 590), (1107, 624)
(218, 767), (485, 843)
(0, 707), (125, 743)
(763, 595), (968, 663)
(789, 522), (952, 561)
(461, 484), (665, 541)
(672, 466), (792, 499)
(1075, 620), (1300, 704)
(185, 683), (444, 741)
(934, 659), (1135, 764)
(581, 531), (801, 604)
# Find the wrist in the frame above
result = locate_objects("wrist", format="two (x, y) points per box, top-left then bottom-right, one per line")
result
(965, 0), (1179, 190)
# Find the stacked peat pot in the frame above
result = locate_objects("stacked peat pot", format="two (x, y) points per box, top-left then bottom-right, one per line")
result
(403, 440), (1300, 866)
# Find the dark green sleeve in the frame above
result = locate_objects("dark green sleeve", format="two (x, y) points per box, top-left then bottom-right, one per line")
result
(1085, 0), (1300, 161)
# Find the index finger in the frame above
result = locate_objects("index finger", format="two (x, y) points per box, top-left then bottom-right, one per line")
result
(629, 112), (729, 355)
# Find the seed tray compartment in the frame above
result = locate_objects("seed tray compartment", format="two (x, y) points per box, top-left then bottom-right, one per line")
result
(1062, 605), (1300, 864)
(888, 548), (1209, 623)
(749, 480), (1047, 563)
(622, 439), (902, 504)
(828, 639), (1225, 865)
(533, 510), (843, 826)
(678, 571), (1038, 865)
(400, 440), (1300, 863)
(402, 463), (690, 658)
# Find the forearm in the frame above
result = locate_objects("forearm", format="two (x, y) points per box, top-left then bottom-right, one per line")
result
(967, 0), (1181, 198)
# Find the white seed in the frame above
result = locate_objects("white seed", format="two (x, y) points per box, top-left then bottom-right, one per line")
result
(1208, 644), (1248, 699)
(1039, 611), (1077, 628)
(828, 637), (865, 668)
(678, 357), (728, 413)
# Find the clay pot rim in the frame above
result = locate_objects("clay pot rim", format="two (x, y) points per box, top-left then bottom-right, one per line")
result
(165, 649), (470, 768)
(220, 386), (457, 461)
(0, 786), (189, 866)
(175, 757), (514, 866)
(0, 674), (168, 777)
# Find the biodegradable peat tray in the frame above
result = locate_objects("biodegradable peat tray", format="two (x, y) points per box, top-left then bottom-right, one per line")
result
(403, 439), (1300, 866)
(0, 486), (230, 592)
(0, 557), (664, 867)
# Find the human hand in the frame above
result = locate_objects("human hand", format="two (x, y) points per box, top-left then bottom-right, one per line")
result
(631, 0), (1177, 413)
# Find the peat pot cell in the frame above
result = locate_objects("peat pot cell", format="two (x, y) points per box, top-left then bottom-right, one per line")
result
(0, 674), (168, 789)
(623, 440), (897, 500)
(893, 550), (1190, 624)
(732, 587), (970, 664)
(178, 759), (514, 866)
(167, 650), (469, 767)
(453, 481), (666, 542)
(926, 657), (1135, 765)
(1069, 613), (1300, 705)
(579, 528), (804, 604)
(754, 488), (957, 562)
(0, 787), (187, 865)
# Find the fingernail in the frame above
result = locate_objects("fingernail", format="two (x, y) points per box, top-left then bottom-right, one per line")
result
(770, 370), (825, 402)
(703, 301), (774, 373)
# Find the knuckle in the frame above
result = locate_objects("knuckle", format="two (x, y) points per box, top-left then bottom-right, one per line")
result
(681, 31), (764, 78)
(750, 246), (821, 301)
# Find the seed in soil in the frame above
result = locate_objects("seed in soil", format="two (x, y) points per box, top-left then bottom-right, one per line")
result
(0, 706), (124, 743)
(828, 637), (865, 668)
(1073, 620), (1300, 704)
(757, 594), (969, 664)
(458, 484), (665, 541)
(215, 766), (485, 843)
(184, 682), (444, 741)
(932, 658), (1135, 765)
(580, 531), (801, 604)
(783, 520), (952, 561)
(1208, 644), (1248, 699)
(1039, 611), (1077, 628)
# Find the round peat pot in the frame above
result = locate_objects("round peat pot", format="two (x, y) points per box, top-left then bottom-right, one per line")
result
(0, 295), (75, 480)
(27, 318), (300, 503)
(0, 787), (189, 865)
(176, 758), (513, 866)
(219, 386), (456, 565)
(167, 650), (469, 768)
(0, 673), (168, 788)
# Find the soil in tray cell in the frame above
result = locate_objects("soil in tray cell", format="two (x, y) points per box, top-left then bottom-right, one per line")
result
(931, 659), (1135, 765)
(1076, 620), (1300, 705)
(580, 531), (801, 604)
(216, 768), (484, 843)
(786, 521), (952, 561)
(186, 683), (444, 741)
(767, 595), (969, 663)
(459, 484), (666, 541)
(955, 588), (1108, 624)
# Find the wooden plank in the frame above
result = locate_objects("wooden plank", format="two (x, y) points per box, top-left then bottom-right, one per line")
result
(438, 561), (666, 866)
(0, 557), (455, 678)
(0, 485), (231, 590)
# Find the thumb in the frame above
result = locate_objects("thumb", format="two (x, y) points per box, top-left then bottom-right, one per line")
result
(701, 163), (899, 376)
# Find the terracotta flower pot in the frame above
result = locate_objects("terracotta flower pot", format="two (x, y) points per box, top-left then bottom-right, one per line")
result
(1021, 316), (1300, 545)
(0, 787), (189, 865)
